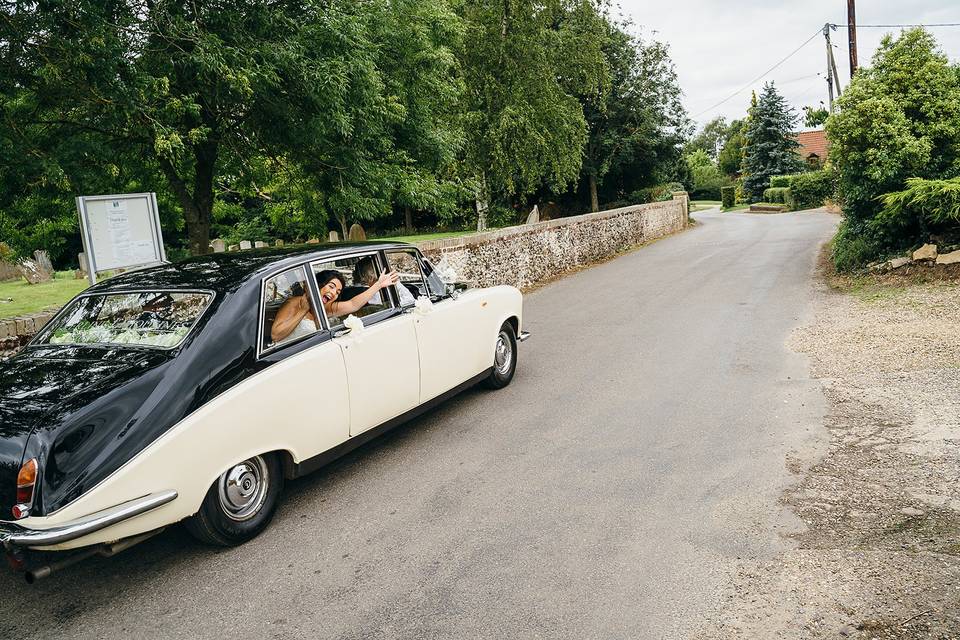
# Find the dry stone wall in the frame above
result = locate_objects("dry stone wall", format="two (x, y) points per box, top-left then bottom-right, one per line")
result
(0, 197), (687, 358)
(0, 308), (59, 359)
(417, 197), (687, 289)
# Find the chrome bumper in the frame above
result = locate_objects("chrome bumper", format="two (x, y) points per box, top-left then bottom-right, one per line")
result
(518, 331), (531, 343)
(0, 490), (177, 549)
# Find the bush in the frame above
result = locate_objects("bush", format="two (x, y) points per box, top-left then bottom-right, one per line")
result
(721, 186), (735, 209)
(832, 220), (881, 271)
(790, 169), (835, 210)
(630, 183), (684, 204)
(763, 187), (791, 205)
(769, 175), (795, 189)
(734, 179), (749, 204)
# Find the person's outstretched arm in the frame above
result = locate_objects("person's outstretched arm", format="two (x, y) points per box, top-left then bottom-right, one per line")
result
(329, 270), (400, 316)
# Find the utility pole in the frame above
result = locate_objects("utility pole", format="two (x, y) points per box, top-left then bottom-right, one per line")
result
(824, 24), (835, 111)
(847, 0), (859, 77)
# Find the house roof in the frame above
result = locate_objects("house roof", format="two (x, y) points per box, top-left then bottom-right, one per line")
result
(796, 129), (829, 159)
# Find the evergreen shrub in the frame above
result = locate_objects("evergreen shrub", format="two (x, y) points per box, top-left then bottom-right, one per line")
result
(721, 186), (735, 209)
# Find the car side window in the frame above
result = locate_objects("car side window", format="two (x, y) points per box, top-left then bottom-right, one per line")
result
(385, 250), (428, 306)
(261, 266), (320, 352)
(419, 256), (448, 298)
(311, 254), (395, 326)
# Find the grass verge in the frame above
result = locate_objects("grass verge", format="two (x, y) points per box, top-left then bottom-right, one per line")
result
(0, 271), (88, 318)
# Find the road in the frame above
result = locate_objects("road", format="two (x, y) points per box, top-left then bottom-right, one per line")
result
(2, 209), (838, 639)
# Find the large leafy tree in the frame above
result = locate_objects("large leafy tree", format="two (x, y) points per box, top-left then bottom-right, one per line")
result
(742, 82), (803, 200)
(582, 27), (687, 210)
(717, 118), (746, 177)
(1, 0), (464, 254)
(827, 27), (960, 262)
(458, 0), (607, 226)
(685, 116), (728, 160)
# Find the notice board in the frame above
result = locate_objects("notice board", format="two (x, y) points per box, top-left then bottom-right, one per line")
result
(76, 193), (166, 284)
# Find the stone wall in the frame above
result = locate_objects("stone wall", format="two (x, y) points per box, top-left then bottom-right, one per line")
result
(0, 196), (687, 358)
(0, 308), (59, 359)
(417, 196), (688, 289)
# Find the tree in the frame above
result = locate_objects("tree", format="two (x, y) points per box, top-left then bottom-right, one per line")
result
(581, 26), (687, 211)
(827, 28), (960, 265)
(457, 0), (607, 226)
(685, 117), (728, 160)
(803, 105), (830, 128)
(717, 118), (746, 177)
(0, 1), (464, 253)
(742, 82), (803, 200)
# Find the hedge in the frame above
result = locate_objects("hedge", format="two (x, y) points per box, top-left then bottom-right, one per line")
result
(721, 186), (735, 209)
(790, 169), (835, 210)
(769, 175), (795, 189)
(763, 187), (793, 206)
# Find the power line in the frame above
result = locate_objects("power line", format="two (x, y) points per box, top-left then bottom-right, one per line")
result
(691, 28), (822, 118)
(830, 22), (960, 28)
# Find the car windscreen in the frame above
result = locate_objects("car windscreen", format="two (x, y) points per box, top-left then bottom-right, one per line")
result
(37, 291), (213, 349)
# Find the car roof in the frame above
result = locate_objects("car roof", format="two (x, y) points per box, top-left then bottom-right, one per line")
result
(86, 241), (415, 295)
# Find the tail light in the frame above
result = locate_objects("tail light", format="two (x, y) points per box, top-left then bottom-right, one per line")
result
(13, 458), (38, 519)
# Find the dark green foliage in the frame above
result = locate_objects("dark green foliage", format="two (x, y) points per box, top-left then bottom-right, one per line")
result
(685, 117), (728, 159)
(790, 170), (835, 210)
(721, 186), (735, 209)
(742, 83), (804, 200)
(631, 183), (684, 204)
(580, 23), (687, 211)
(828, 28), (960, 269)
(717, 119), (746, 177)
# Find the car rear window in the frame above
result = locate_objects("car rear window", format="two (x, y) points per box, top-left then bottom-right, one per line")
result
(37, 291), (212, 349)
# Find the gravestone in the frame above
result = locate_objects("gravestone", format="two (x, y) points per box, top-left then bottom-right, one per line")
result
(78, 252), (90, 275)
(33, 250), (54, 276)
(274, 239), (285, 247)
(328, 231), (339, 242)
(526, 205), (540, 225)
(239, 240), (252, 250)
(211, 239), (226, 253)
(17, 258), (52, 284)
(348, 224), (366, 241)
(254, 241), (268, 249)
(228, 244), (240, 252)
(306, 238), (320, 244)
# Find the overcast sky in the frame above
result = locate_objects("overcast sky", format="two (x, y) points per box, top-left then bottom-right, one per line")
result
(614, 0), (960, 130)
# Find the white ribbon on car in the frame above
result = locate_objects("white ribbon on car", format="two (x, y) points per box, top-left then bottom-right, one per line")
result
(342, 314), (366, 343)
(414, 296), (434, 316)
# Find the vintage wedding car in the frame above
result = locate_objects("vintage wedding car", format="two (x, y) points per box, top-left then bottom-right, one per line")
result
(0, 242), (526, 581)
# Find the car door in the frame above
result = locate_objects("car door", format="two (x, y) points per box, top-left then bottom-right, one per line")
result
(312, 252), (420, 436)
(385, 249), (490, 403)
(258, 265), (351, 458)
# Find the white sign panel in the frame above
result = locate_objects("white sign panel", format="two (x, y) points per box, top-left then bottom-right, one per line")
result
(76, 193), (166, 284)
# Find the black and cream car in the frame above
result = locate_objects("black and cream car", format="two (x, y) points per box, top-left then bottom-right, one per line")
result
(0, 242), (526, 581)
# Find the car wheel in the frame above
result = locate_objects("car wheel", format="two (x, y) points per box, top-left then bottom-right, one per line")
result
(482, 322), (517, 390)
(185, 453), (283, 546)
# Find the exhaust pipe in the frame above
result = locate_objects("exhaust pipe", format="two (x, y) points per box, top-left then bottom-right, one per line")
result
(23, 529), (164, 583)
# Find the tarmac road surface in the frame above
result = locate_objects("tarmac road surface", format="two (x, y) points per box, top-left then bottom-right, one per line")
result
(1, 209), (838, 639)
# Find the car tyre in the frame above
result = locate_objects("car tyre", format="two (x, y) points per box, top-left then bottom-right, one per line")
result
(482, 322), (517, 390)
(186, 453), (283, 546)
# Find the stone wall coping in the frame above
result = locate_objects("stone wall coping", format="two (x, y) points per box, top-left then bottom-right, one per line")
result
(415, 200), (675, 252)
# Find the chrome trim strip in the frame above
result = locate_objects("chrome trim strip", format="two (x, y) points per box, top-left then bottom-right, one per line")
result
(0, 490), (178, 549)
(518, 331), (531, 343)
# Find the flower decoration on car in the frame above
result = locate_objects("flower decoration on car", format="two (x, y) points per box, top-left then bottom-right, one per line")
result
(343, 314), (366, 343)
(414, 296), (434, 316)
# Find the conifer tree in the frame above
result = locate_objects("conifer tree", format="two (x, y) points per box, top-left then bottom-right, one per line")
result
(742, 83), (803, 200)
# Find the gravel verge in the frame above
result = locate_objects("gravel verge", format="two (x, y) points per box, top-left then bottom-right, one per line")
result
(698, 253), (960, 639)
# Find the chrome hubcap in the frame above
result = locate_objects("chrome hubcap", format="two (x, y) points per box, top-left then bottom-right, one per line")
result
(494, 331), (513, 375)
(218, 456), (269, 522)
